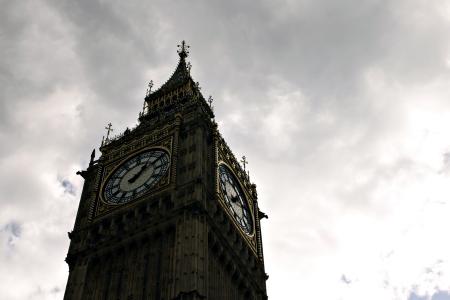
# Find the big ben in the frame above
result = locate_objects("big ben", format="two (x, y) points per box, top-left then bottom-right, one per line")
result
(64, 41), (268, 300)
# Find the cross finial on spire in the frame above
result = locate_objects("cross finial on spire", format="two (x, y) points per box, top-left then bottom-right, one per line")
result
(105, 123), (113, 140)
(177, 40), (190, 58)
(241, 156), (248, 171)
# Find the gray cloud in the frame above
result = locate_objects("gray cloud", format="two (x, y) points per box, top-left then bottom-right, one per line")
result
(409, 290), (450, 300)
(409, 292), (428, 300)
(59, 178), (76, 196)
(441, 152), (450, 173)
(1, 0), (450, 299)
(432, 291), (450, 300)
(341, 274), (352, 284)
(1, 221), (22, 245)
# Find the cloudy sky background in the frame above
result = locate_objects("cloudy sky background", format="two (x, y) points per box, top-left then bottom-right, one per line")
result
(1, 0), (450, 299)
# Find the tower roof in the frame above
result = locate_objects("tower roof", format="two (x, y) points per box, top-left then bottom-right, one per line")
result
(145, 41), (193, 102)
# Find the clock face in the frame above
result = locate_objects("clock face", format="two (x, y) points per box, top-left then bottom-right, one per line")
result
(218, 164), (253, 235)
(103, 149), (170, 204)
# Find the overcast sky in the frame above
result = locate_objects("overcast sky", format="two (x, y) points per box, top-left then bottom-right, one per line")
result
(1, 0), (450, 299)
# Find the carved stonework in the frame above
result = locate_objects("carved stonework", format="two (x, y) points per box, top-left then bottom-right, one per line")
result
(101, 121), (175, 160)
(93, 136), (173, 219)
(216, 138), (259, 256)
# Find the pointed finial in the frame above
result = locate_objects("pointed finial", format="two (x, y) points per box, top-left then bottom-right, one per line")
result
(177, 40), (190, 58)
(89, 149), (95, 166)
(187, 62), (192, 74)
(208, 96), (213, 107)
(241, 156), (248, 171)
(146, 80), (153, 97)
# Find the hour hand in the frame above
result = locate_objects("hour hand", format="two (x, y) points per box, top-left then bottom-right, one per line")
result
(230, 195), (240, 204)
(128, 164), (147, 183)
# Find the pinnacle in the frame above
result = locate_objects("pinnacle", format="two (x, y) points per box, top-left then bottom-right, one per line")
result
(177, 40), (190, 59)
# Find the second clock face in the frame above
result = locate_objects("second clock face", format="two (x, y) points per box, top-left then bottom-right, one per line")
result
(218, 164), (253, 235)
(103, 149), (170, 204)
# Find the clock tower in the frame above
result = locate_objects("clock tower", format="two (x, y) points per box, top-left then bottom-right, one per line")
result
(64, 42), (268, 300)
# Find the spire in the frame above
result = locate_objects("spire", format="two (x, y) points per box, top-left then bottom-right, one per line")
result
(145, 41), (192, 102)
(140, 40), (214, 121)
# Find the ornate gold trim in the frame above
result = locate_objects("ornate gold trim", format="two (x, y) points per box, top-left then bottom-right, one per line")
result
(94, 137), (173, 218)
(217, 161), (256, 237)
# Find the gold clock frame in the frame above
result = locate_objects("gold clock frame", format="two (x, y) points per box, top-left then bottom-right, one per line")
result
(217, 161), (256, 238)
(94, 136), (173, 218)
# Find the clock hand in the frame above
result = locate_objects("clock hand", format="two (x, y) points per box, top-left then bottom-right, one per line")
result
(128, 162), (150, 183)
(128, 153), (165, 183)
(128, 167), (144, 183)
(230, 197), (245, 216)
